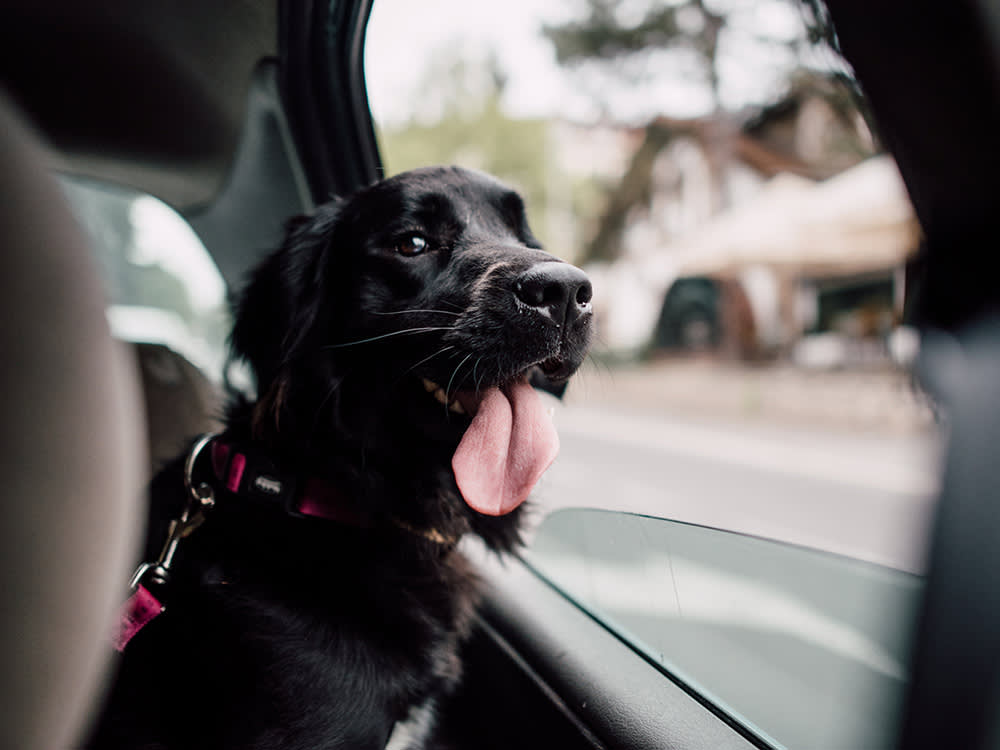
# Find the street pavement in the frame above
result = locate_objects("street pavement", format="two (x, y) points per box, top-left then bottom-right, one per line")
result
(514, 359), (937, 749)
(533, 359), (942, 573)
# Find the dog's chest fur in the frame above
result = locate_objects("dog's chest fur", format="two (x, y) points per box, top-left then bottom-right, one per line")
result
(88, 439), (480, 750)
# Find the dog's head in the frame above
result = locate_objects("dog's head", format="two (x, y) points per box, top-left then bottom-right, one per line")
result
(231, 166), (593, 544)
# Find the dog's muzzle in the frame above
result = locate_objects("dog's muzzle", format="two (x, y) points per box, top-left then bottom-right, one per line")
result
(513, 261), (593, 329)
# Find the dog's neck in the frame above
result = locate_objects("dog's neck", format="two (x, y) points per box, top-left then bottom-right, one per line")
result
(222, 371), (525, 554)
(205, 433), (461, 548)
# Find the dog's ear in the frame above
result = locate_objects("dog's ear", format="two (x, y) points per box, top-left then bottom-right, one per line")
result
(230, 203), (342, 395)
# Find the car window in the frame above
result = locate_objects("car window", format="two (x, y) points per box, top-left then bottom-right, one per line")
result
(365, 0), (941, 746)
(527, 509), (921, 749)
(60, 177), (230, 381)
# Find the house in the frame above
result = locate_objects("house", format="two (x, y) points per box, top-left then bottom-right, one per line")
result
(571, 77), (918, 361)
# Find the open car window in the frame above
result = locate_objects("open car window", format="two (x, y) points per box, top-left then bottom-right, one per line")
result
(366, 1), (942, 747)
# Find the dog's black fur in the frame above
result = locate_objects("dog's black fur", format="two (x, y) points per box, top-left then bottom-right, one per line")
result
(86, 166), (593, 750)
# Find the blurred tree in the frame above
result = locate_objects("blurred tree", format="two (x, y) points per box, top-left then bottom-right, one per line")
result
(543, 0), (867, 264)
(545, 0), (726, 108)
(377, 52), (580, 258)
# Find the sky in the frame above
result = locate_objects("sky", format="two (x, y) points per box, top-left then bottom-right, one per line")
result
(364, 0), (817, 128)
(366, 0), (582, 124)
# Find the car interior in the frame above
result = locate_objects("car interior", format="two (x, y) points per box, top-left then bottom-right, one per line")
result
(1, 1), (999, 749)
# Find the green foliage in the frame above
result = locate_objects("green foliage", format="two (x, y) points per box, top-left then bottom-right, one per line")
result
(380, 96), (546, 191)
(544, 3), (682, 65)
(543, 0), (726, 99)
(378, 62), (581, 258)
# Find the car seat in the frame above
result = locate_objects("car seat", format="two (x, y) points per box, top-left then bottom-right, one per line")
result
(133, 341), (223, 475)
(0, 90), (147, 749)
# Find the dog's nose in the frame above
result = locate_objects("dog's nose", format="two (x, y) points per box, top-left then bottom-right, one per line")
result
(513, 262), (593, 327)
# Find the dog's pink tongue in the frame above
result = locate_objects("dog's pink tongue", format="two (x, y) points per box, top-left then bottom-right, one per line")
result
(452, 382), (559, 516)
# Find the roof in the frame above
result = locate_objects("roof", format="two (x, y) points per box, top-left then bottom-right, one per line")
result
(0, 0), (277, 210)
(674, 156), (920, 276)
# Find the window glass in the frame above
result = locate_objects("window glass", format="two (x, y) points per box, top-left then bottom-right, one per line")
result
(528, 509), (922, 750)
(61, 177), (230, 380)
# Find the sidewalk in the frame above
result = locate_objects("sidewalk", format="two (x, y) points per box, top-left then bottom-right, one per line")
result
(563, 357), (937, 435)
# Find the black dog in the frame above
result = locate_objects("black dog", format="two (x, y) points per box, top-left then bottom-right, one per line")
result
(86, 166), (593, 750)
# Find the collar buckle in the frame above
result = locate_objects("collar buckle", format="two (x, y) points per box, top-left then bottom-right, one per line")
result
(116, 434), (218, 652)
(133, 433), (218, 590)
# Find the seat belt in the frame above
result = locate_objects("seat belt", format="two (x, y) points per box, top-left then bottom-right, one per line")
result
(897, 318), (1000, 750)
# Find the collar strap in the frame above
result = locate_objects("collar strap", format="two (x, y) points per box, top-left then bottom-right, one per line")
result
(208, 438), (458, 547)
(209, 440), (370, 527)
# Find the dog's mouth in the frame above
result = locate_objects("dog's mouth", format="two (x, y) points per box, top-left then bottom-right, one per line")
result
(421, 377), (475, 415)
(420, 357), (567, 416)
(418, 368), (559, 518)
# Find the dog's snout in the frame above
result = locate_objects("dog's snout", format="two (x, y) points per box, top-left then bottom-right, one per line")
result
(513, 261), (592, 327)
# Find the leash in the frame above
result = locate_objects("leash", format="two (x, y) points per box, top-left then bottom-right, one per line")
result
(114, 433), (459, 651)
(114, 434), (217, 652)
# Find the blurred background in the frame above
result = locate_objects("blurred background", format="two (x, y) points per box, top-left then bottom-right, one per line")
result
(59, 0), (936, 566)
(366, 0), (931, 437)
(365, 0), (941, 588)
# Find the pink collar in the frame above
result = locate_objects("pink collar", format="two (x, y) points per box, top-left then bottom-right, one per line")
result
(115, 436), (456, 652)
(114, 437), (369, 653)
(209, 439), (370, 526)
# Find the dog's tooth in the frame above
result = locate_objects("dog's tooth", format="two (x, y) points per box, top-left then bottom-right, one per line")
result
(422, 378), (439, 393)
(432, 388), (449, 405)
(449, 400), (466, 415)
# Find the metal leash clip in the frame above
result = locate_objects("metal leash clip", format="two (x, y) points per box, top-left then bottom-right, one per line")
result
(129, 433), (219, 590)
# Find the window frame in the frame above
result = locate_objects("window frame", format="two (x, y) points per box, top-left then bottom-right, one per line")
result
(466, 549), (765, 750)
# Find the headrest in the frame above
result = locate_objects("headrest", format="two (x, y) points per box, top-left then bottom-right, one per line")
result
(0, 90), (146, 750)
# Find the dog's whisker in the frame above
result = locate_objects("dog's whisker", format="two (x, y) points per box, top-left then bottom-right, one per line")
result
(472, 356), (482, 396)
(324, 327), (453, 349)
(372, 309), (461, 317)
(475, 357), (491, 396)
(448, 353), (473, 395)
(401, 345), (455, 380)
(443, 353), (473, 417)
(577, 352), (615, 399)
(592, 352), (614, 379)
(312, 375), (347, 433)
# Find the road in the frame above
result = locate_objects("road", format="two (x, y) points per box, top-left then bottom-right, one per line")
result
(535, 398), (943, 574)
(523, 398), (942, 749)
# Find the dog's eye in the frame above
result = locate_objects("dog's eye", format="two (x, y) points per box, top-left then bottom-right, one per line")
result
(395, 233), (428, 257)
